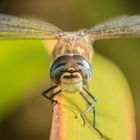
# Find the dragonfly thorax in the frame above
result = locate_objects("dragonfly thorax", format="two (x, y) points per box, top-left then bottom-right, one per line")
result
(53, 36), (93, 62)
(50, 54), (93, 93)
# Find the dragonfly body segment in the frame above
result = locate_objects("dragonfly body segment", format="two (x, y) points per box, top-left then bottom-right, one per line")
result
(53, 34), (93, 61)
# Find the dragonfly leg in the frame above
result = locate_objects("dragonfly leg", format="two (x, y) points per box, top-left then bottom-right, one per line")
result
(83, 86), (97, 102)
(79, 91), (95, 126)
(80, 87), (103, 137)
(42, 85), (61, 104)
(82, 87), (103, 137)
(93, 109), (103, 137)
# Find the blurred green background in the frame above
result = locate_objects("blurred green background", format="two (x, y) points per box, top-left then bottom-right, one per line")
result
(0, 0), (140, 140)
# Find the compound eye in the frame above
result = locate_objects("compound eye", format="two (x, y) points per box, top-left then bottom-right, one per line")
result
(73, 55), (93, 85)
(77, 63), (92, 85)
(50, 63), (65, 84)
(50, 55), (70, 84)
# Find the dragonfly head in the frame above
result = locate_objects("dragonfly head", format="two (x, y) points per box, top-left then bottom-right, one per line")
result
(50, 55), (92, 93)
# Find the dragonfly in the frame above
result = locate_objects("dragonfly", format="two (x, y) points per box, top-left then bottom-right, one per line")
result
(1, 13), (140, 136)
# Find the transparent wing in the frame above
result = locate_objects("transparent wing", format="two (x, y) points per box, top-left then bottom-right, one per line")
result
(0, 14), (63, 39)
(85, 15), (140, 40)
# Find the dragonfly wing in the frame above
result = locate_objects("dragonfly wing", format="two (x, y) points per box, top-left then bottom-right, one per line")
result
(0, 14), (63, 39)
(84, 15), (140, 40)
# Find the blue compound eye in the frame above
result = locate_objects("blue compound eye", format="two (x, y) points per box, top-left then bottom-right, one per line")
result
(50, 55), (70, 84)
(73, 55), (93, 85)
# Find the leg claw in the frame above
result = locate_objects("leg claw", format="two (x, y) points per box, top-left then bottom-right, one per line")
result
(80, 113), (86, 126)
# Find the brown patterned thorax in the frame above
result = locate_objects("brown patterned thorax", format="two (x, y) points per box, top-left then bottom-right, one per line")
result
(53, 35), (93, 62)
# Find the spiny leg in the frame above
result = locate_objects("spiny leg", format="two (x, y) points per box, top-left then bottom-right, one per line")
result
(79, 91), (95, 126)
(83, 86), (97, 126)
(83, 86), (103, 137)
(93, 109), (103, 137)
(83, 86), (97, 102)
(42, 85), (60, 104)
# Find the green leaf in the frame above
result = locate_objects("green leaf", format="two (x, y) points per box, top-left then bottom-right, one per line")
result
(0, 40), (51, 121)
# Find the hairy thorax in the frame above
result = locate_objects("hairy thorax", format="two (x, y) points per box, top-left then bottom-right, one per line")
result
(53, 34), (94, 62)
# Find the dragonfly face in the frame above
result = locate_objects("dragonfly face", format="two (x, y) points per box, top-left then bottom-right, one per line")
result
(50, 54), (92, 93)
